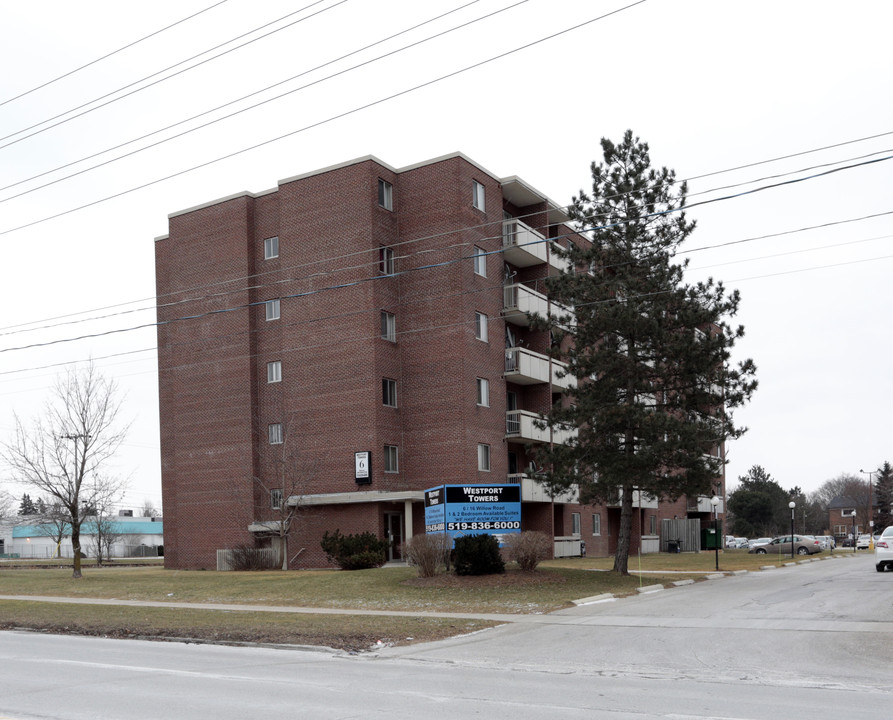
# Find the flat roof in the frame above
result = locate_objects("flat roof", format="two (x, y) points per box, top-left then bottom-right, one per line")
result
(166, 152), (569, 223)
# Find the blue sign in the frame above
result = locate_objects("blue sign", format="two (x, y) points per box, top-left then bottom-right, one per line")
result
(424, 485), (522, 545)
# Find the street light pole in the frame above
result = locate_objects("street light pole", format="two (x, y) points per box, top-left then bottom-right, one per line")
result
(710, 495), (720, 571)
(788, 501), (796, 559)
(861, 468), (879, 550)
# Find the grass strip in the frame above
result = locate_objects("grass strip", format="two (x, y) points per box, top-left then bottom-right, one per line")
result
(0, 600), (495, 651)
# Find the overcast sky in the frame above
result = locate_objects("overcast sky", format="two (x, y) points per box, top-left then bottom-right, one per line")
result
(1, 0), (891, 512)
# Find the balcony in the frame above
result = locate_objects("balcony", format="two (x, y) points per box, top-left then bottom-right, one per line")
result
(505, 410), (576, 445)
(506, 473), (579, 503)
(502, 220), (568, 274)
(503, 283), (573, 328)
(605, 487), (660, 509)
(687, 496), (725, 514)
(505, 347), (575, 390)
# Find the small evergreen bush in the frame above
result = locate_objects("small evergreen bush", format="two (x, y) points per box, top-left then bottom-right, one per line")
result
(452, 534), (505, 576)
(320, 530), (387, 570)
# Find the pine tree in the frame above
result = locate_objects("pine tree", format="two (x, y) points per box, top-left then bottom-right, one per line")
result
(533, 131), (757, 574)
(18, 493), (36, 515)
(874, 462), (893, 531)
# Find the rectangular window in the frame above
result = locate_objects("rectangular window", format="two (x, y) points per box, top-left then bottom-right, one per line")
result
(268, 423), (283, 445)
(265, 298), (280, 321)
(572, 512), (581, 536)
(380, 246), (396, 275)
(477, 443), (491, 472)
(380, 310), (396, 342)
(267, 361), (282, 383)
(473, 246), (487, 276)
(475, 312), (488, 342)
(384, 445), (399, 473)
(378, 178), (393, 210)
(264, 236), (279, 259)
(271, 489), (283, 510)
(472, 180), (485, 211)
(592, 513), (601, 536)
(382, 378), (397, 407)
(476, 377), (489, 407)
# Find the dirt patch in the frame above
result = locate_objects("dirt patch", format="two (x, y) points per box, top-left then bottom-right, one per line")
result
(403, 570), (565, 589)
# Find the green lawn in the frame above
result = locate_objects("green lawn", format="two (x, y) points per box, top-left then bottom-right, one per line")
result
(0, 550), (843, 649)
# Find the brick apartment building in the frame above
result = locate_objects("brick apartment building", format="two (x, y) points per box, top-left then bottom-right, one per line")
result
(155, 152), (722, 570)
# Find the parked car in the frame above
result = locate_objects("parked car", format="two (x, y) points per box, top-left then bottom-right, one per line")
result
(818, 535), (836, 550)
(748, 537), (772, 549)
(874, 526), (893, 572)
(856, 534), (872, 550)
(733, 537), (749, 548)
(748, 535), (821, 556)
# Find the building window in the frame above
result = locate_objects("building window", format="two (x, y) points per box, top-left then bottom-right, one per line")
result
(267, 361), (282, 383)
(649, 515), (657, 535)
(380, 310), (396, 342)
(477, 443), (491, 472)
(271, 489), (283, 510)
(472, 180), (485, 211)
(264, 236), (279, 259)
(475, 312), (488, 342)
(592, 513), (601, 536)
(268, 423), (283, 445)
(572, 512), (581, 537)
(476, 377), (489, 407)
(380, 246), (396, 275)
(473, 245), (487, 276)
(378, 178), (393, 210)
(382, 378), (397, 407)
(265, 299), (280, 321)
(384, 445), (399, 473)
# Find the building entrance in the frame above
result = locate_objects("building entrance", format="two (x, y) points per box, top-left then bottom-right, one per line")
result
(385, 512), (403, 561)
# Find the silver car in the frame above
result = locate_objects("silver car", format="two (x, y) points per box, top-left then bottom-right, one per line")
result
(748, 535), (820, 556)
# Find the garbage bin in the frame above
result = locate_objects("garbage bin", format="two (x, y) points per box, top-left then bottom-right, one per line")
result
(667, 540), (680, 553)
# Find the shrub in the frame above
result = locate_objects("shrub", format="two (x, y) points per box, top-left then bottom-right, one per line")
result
(453, 534), (505, 576)
(503, 531), (551, 572)
(228, 544), (278, 571)
(320, 530), (387, 570)
(404, 533), (452, 578)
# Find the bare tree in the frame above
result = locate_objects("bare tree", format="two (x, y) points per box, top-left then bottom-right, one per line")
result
(36, 499), (70, 558)
(140, 499), (159, 518)
(88, 476), (127, 565)
(0, 488), (14, 518)
(1, 363), (129, 578)
(251, 416), (318, 570)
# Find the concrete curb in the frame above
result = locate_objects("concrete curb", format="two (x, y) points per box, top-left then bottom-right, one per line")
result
(636, 584), (664, 594)
(672, 579), (695, 587)
(571, 593), (614, 606)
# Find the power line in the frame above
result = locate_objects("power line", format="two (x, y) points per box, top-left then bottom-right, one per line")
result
(0, 0), (347, 148)
(0, 0), (231, 108)
(0, 0), (649, 237)
(0, 0), (488, 200)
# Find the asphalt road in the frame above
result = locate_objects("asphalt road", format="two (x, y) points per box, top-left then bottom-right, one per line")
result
(2, 554), (890, 719)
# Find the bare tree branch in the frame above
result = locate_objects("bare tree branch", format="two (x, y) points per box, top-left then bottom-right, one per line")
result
(1, 362), (129, 577)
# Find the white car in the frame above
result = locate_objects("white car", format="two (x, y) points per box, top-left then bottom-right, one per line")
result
(856, 534), (872, 550)
(748, 537), (772, 549)
(875, 526), (893, 572)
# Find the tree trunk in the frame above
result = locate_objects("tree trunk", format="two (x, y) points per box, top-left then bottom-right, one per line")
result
(613, 485), (634, 575)
(71, 524), (82, 579)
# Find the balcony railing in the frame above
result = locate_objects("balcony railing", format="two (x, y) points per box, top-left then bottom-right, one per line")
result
(503, 283), (574, 329)
(505, 410), (576, 445)
(506, 473), (580, 503)
(505, 347), (575, 390)
(502, 220), (569, 274)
